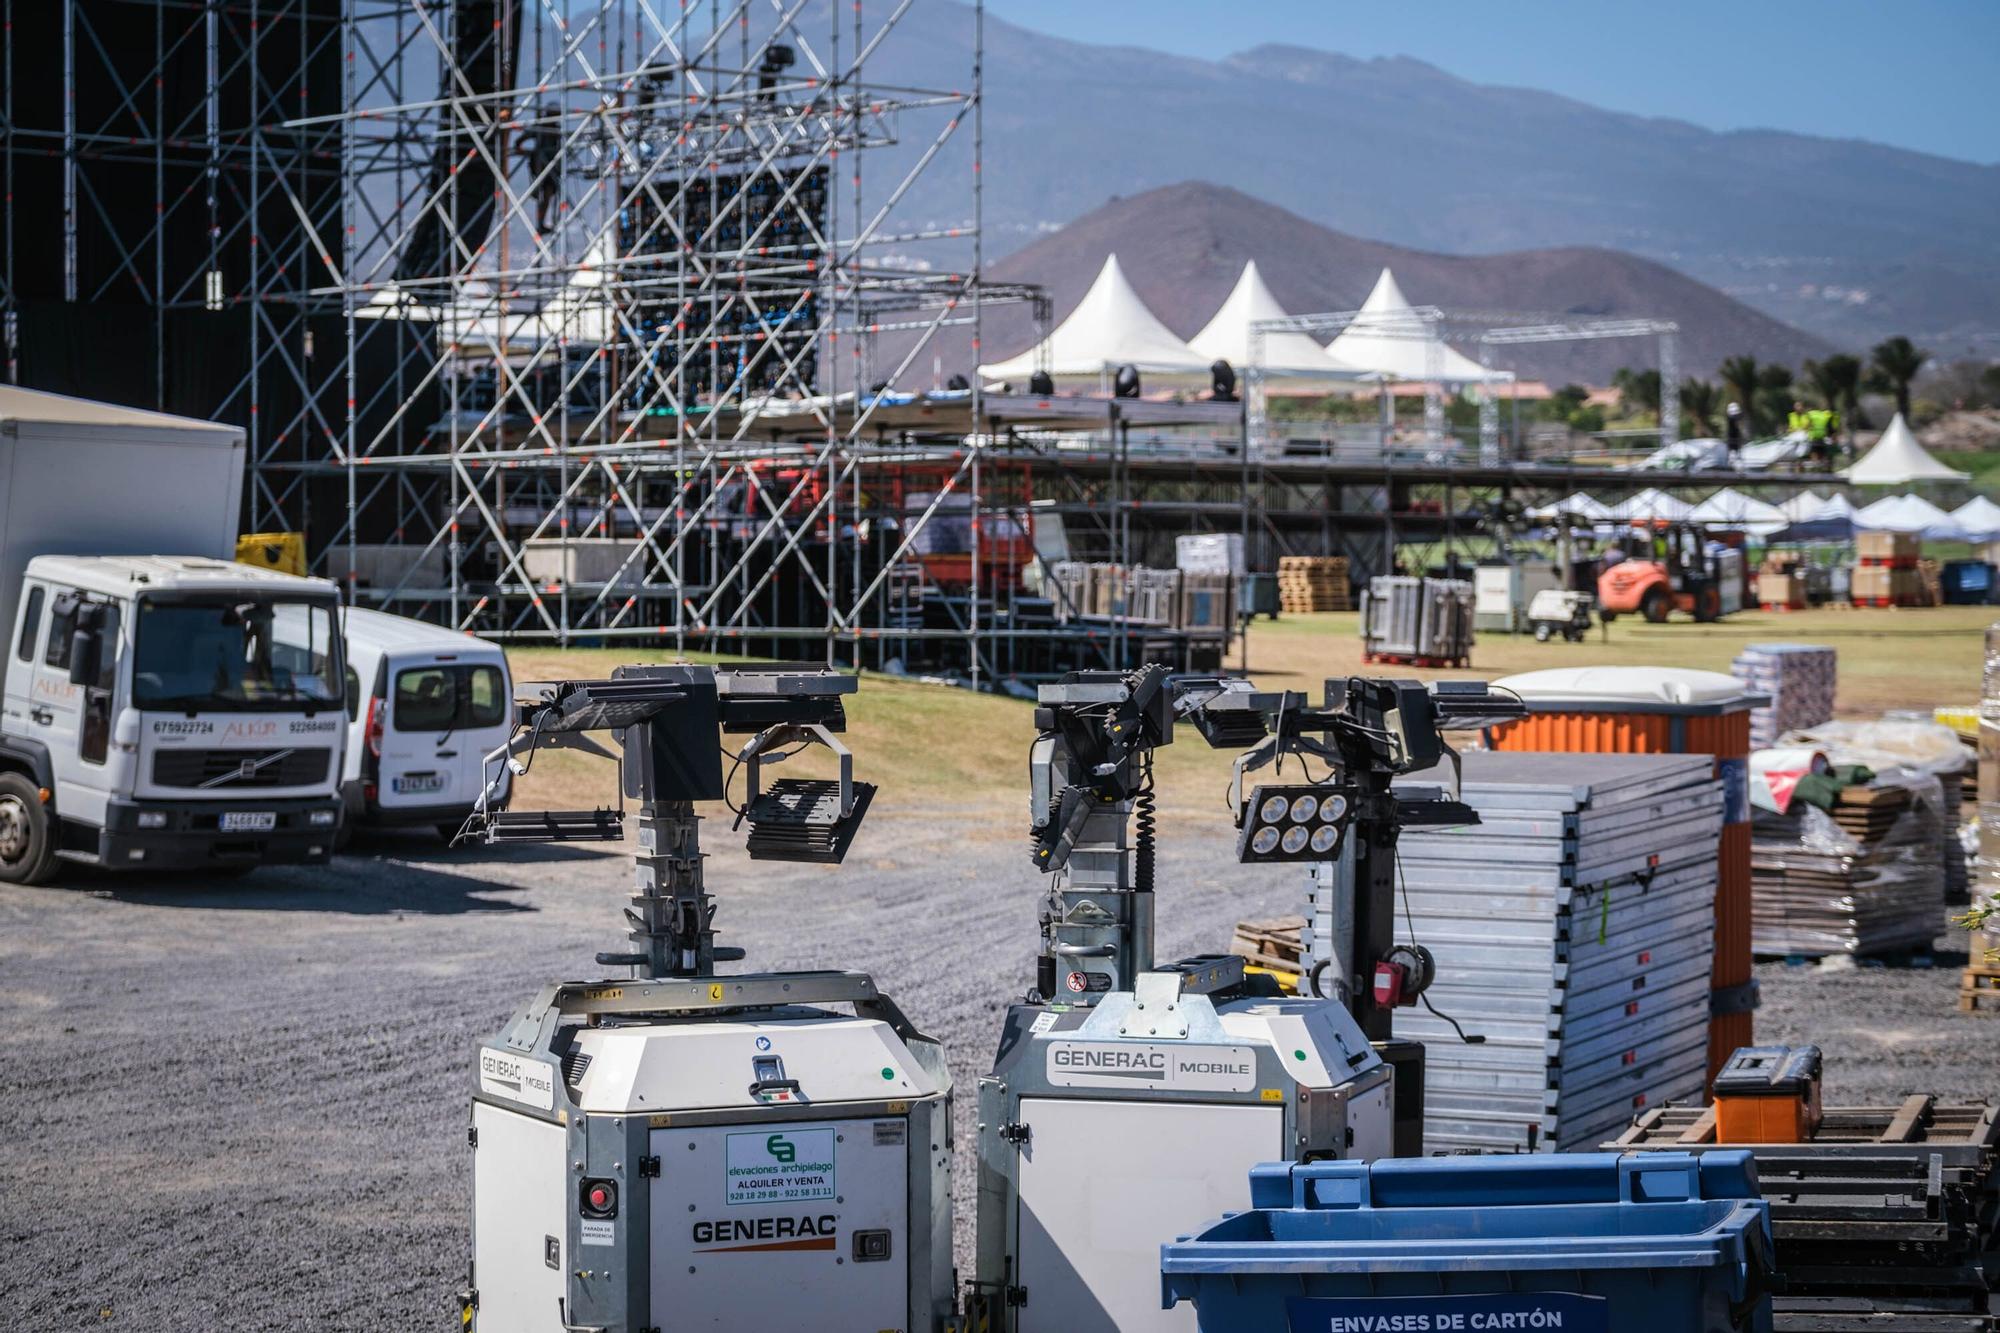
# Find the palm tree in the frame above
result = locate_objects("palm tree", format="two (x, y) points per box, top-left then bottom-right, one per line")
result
(1678, 378), (1720, 437)
(1613, 367), (1661, 418)
(1805, 353), (1863, 443)
(1869, 336), (1928, 418)
(1718, 355), (1761, 433)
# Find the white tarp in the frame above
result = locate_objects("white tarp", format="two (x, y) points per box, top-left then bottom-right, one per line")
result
(1189, 260), (1370, 379)
(979, 253), (1209, 380)
(1609, 487), (1693, 521)
(1690, 487), (1787, 534)
(1627, 437), (1729, 472)
(1950, 496), (2000, 544)
(1845, 412), (1968, 484)
(1529, 491), (1612, 521)
(1323, 269), (1510, 384)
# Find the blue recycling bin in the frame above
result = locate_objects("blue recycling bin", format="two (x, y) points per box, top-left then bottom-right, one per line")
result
(1161, 1151), (1774, 1333)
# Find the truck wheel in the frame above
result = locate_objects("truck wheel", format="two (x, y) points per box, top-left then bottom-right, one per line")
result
(1533, 623), (1553, 642)
(1640, 588), (1671, 623)
(1694, 587), (1722, 623)
(0, 774), (57, 885)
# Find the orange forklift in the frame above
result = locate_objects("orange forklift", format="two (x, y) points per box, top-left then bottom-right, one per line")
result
(1597, 521), (1729, 623)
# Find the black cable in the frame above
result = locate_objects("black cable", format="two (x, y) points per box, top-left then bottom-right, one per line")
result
(1133, 750), (1157, 894)
(1395, 847), (1484, 1044)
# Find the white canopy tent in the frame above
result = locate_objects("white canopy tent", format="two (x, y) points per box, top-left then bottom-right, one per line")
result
(1690, 487), (1788, 535)
(979, 253), (1209, 382)
(1950, 496), (2000, 544)
(1855, 492), (1962, 539)
(1778, 491), (1828, 522)
(1323, 269), (1511, 384)
(1609, 487), (1694, 522)
(1190, 260), (1370, 379)
(1529, 491), (1613, 521)
(1845, 413), (1968, 484)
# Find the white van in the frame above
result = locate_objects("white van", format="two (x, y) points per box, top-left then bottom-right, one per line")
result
(339, 608), (512, 841)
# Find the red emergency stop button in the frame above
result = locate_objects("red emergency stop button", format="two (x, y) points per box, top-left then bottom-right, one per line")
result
(579, 1178), (618, 1218)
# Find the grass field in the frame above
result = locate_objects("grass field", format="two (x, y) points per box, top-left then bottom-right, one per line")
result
(501, 604), (1994, 820)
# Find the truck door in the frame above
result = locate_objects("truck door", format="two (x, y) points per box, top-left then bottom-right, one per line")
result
(28, 590), (89, 816)
(3, 583), (48, 735)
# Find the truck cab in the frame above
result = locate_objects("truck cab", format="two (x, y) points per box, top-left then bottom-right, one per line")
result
(0, 555), (346, 881)
(338, 607), (513, 842)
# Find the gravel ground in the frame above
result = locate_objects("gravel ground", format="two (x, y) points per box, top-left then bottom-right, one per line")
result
(0, 821), (1991, 1330)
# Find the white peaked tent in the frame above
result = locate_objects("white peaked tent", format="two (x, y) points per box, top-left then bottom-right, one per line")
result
(1188, 260), (1370, 378)
(1690, 487), (1787, 534)
(1324, 269), (1509, 384)
(1845, 413), (1968, 484)
(1529, 492), (1612, 521)
(1951, 496), (2000, 544)
(1778, 491), (1828, 522)
(1609, 488), (1693, 521)
(979, 253), (1209, 381)
(1856, 492), (1958, 537)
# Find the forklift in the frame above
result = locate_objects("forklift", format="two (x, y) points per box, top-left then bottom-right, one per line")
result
(1597, 521), (1729, 624)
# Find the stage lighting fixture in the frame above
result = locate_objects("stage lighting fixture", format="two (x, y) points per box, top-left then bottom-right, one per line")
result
(1236, 783), (1352, 864)
(1113, 364), (1141, 398)
(1210, 359), (1237, 401)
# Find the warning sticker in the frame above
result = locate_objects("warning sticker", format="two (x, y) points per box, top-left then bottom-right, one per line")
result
(579, 1219), (615, 1248)
(725, 1128), (836, 1206)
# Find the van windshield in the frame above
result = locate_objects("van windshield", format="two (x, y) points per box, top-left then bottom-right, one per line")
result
(132, 598), (342, 712)
(394, 664), (507, 732)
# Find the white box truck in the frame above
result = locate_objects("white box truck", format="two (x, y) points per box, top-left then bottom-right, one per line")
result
(0, 386), (345, 882)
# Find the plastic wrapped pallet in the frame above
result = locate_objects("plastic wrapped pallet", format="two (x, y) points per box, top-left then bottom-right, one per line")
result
(1730, 644), (1836, 751)
(1749, 769), (1946, 957)
(1389, 751), (1723, 1152)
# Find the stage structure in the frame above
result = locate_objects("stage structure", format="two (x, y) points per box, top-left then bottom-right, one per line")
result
(1245, 307), (1680, 465)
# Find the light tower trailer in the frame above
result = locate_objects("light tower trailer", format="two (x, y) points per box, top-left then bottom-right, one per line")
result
(972, 670), (1522, 1333)
(461, 666), (956, 1333)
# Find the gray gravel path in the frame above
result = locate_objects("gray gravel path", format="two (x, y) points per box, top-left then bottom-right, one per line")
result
(0, 819), (1990, 1330)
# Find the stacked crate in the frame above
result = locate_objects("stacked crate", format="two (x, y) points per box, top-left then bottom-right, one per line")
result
(1730, 643), (1837, 750)
(1851, 531), (1923, 606)
(1277, 556), (1350, 613)
(1749, 772), (1946, 958)
(1392, 751), (1723, 1152)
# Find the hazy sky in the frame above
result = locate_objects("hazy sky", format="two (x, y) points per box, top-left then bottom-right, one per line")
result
(984, 0), (2000, 165)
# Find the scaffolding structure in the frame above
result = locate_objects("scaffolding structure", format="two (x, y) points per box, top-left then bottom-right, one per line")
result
(1, 2), (1826, 690)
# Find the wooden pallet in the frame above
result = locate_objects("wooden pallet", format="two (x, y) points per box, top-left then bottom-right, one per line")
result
(1230, 915), (1305, 978)
(1960, 966), (2000, 1013)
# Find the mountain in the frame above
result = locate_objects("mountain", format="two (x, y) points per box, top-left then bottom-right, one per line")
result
(916, 182), (1830, 388)
(858, 5), (2000, 357)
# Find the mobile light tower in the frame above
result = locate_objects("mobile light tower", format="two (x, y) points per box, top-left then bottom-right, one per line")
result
(460, 665), (956, 1333)
(972, 668), (1520, 1333)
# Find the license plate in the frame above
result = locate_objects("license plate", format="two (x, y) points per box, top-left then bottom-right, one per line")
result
(393, 772), (446, 795)
(219, 811), (277, 833)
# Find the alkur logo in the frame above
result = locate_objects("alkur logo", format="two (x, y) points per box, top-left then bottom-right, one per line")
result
(766, 1134), (797, 1165)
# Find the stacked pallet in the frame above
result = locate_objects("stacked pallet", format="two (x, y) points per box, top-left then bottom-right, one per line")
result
(1276, 556), (1350, 613)
(1611, 1098), (2000, 1333)
(1731, 643), (1837, 749)
(1750, 773), (1946, 957)
(1852, 531), (1924, 606)
(1228, 915), (1304, 982)
(1390, 751), (1723, 1152)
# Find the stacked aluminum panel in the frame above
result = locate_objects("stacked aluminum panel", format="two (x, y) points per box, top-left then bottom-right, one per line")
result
(1390, 751), (1723, 1153)
(1731, 643), (1837, 750)
(1359, 576), (1474, 663)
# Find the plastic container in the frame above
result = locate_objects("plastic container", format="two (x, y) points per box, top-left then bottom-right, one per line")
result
(1161, 1151), (1774, 1333)
(1712, 1045), (1823, 1144)
(1487, 667), (1767, 1083)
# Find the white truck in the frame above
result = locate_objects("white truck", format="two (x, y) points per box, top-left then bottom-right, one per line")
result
(0, 386), (345, 882)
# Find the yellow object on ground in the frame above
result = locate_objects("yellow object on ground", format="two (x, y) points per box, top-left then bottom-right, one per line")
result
(1936, 705), (1980, 743)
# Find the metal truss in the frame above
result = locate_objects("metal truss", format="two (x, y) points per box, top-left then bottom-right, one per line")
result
(1246, 307), (1680, 466)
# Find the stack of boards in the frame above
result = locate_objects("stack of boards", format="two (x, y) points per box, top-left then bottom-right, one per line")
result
(1729, 643), (1836, 750)
(1751, 773), (1944, 957)
(1392, 751), (1722, 1153)
(1277, 556), (1350, 613)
